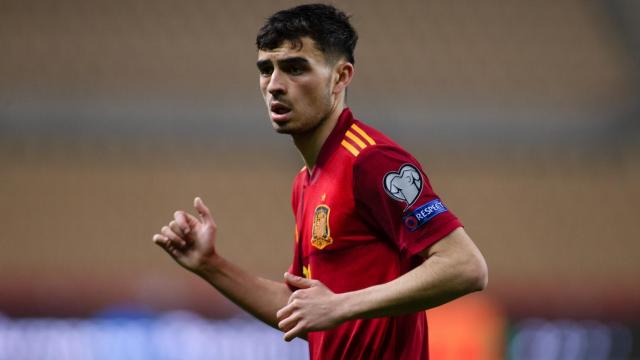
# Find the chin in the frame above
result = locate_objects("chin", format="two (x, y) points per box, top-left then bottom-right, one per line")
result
(271, 121), (294, 134)
(274, 127), (292, 134)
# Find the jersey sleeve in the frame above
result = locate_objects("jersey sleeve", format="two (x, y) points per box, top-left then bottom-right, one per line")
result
(353, 145), (462, 256)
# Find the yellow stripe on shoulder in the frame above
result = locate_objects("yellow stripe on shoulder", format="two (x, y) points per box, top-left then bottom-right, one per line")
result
(345, 130), (367, 150)
(341, 140), (360, 157)
(350, 124), (376, 145)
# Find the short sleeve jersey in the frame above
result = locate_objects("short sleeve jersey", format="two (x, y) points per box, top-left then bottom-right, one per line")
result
(289, 108), (463, 360)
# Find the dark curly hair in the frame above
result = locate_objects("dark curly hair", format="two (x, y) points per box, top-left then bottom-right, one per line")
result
(256, 3), (358, 64)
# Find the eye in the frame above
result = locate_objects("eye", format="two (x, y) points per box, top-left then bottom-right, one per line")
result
(282, 62), (309, 76)
(259, 66), (273, 77)
(288, 66), (304, 76)
(257, 62), (273, 77)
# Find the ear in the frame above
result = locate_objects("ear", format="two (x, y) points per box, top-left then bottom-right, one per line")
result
(332, 61), (354, 95)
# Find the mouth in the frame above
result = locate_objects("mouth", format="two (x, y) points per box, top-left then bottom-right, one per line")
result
(269, 102), (292, 122)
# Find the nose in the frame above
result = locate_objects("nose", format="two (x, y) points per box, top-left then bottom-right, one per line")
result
(266, 69), (286, 96)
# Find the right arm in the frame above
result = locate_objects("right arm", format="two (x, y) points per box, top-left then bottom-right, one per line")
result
(152, 197), (292, 328)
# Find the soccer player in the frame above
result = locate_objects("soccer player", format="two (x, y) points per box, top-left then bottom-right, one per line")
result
(153, 4), (488, 359)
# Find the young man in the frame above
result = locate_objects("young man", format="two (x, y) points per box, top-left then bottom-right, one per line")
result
(153, 4), (488, 359)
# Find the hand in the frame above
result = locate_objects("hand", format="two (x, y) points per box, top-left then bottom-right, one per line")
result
(152, 197), (218, 272)
(276, 273), (347, 341)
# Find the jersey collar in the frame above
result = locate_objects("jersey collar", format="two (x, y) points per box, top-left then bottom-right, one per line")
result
(309, 107), (354, 176)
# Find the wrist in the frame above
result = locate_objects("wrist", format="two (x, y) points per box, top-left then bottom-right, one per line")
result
(335, 290), (363, 322)
(192, 252), (224, 277)
(337, 283), (388, 321)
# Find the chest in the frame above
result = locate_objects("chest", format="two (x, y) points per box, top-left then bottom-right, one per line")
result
(295, 165), (363, 255)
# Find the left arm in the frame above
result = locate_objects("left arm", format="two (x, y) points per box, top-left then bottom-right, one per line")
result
(277, 227), (487, 341)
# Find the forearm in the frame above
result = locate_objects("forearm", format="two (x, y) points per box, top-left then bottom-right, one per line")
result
(194, 255), (292, 329)
(154, 199), (294, 329)
(339, 229), (488, 320)
(340, 252), (485, 320)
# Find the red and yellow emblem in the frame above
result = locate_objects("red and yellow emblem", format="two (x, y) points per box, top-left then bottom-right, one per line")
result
(311, 204), (333, 249)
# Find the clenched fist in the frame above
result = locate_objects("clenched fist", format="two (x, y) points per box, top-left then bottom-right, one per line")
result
(152, 197), (218, 272)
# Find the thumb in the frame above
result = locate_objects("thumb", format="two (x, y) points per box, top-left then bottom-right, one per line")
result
(194, 197), (215, 225)
(284, 272), (314, 289)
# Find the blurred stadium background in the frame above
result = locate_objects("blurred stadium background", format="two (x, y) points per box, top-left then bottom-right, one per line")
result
(1, 0), (639, 359)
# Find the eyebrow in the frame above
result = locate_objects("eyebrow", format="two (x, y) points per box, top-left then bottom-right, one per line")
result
(256, 56), (310, 69)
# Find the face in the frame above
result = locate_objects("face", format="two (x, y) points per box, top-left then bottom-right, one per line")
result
(257, 37), (339, 135)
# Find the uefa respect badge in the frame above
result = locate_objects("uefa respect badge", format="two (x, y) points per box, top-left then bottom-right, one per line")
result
(403, 199), (448, 232)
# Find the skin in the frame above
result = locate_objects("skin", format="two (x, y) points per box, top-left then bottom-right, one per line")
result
(153, 37), (488, 342)
(256, 37), (353, 169)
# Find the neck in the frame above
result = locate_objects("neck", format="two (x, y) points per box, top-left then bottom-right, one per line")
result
(293, 101), (345, 171)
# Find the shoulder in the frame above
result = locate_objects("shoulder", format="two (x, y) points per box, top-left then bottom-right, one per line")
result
(346, 119), (423, 178)
(349, 119), (399, 148)
(356, 144), (418, 168)
(353, 139), (422, 179)
(344, 119), (415, 161)
(352, 144), (425, 199)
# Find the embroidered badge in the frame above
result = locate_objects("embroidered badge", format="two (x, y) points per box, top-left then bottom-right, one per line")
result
(403, 199), (448, 232)
(383, 164), (423, 208)
(311, 205), (333, 249)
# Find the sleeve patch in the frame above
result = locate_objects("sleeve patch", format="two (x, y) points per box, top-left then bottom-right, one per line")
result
(402, 199), (448, 232)
(383, 164), (423, 208)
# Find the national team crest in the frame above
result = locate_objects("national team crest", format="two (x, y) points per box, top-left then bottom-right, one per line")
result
(383, 164), (423, 208)
(311, 205), (333, 249)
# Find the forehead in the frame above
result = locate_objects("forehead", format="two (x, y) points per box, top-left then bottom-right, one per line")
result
(257, 37), (327, 64)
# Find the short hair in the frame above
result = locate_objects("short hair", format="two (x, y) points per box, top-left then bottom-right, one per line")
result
(256, 3), (358, 64)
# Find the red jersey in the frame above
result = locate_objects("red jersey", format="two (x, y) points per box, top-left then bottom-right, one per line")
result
(289, 108), (462, 360)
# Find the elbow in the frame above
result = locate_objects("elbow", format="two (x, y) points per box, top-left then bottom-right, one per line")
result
(467, 254), (488, 292)
(455, 251), (488, 294)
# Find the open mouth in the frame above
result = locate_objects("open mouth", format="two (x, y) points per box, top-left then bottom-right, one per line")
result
(270, 102), (291, 115)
